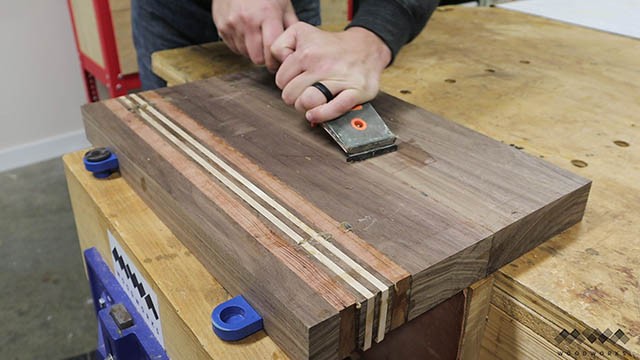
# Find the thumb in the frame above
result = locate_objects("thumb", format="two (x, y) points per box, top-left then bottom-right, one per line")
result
(283, 3), (298, 28)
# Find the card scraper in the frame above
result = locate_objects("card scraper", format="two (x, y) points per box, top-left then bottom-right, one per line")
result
(322, 103), (398, 162)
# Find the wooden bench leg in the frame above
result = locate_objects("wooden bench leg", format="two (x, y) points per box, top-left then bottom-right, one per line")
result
(460, 276), (495, 360)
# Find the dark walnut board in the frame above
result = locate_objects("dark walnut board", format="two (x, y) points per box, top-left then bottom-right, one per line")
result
(82, 70), (590, 359)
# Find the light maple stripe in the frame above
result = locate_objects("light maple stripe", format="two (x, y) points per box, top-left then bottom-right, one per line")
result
(129, 94), (391, 343)
(121, 95), (382, 348)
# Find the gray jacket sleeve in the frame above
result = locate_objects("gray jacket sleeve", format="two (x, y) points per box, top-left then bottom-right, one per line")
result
(346, 0), (439, 62)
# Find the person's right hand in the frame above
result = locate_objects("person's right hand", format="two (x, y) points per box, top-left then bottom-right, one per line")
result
(212, 0), (298, 72)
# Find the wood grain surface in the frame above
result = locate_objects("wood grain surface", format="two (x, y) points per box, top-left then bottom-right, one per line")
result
(152, 6), (640, 357)
(82, 66), (589, 358)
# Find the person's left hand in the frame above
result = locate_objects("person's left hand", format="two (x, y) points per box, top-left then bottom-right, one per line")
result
(212, 0), (298, 72)
(271, 23), (391, 124)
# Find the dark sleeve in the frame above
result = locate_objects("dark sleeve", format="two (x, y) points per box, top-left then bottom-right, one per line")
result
(346, 0), (439, 62)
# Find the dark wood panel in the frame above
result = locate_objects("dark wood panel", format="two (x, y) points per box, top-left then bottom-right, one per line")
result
(359, 291), (467, 360)
(82, 69), (590, 359)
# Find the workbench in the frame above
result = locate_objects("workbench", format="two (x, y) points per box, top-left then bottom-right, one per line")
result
(65, 5), (640, 359)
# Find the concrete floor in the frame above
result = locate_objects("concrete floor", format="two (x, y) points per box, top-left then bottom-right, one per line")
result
(0, 158), (96, 359)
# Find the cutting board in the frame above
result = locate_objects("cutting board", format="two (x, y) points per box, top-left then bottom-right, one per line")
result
(82, 70), (590, 359)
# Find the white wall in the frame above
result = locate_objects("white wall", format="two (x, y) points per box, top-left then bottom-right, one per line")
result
(0, 1), (89, 171)
(499, 0), (640, 39)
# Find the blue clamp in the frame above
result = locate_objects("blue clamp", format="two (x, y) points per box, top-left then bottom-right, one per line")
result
(212, 295), (263, 341)
(84, 247), (168, 360)
(83, 147), (119, 178)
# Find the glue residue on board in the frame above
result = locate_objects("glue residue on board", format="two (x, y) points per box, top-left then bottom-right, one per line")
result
(397, 141), (436, 167)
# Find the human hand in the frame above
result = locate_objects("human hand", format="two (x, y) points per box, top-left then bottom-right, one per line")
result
(212, 0), (298, 72)
(271, 23), (391, 124)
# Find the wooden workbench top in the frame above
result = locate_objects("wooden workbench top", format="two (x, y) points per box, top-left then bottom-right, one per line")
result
(151, 6), (640, 357)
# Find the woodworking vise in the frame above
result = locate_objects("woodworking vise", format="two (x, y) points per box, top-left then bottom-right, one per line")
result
(84, 247), (168, 360)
